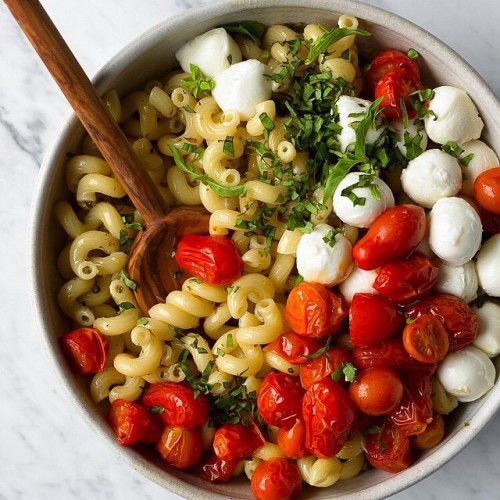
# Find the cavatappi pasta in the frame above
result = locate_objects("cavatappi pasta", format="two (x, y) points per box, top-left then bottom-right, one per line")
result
(56, 15), (500, 498)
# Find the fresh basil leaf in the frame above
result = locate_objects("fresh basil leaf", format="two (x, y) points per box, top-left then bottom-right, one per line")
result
(220, 20), (267, 45)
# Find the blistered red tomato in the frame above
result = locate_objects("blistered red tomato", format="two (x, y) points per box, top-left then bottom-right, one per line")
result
(353, 204), (426, 270)
(197, 452), (240, 483)
(349, 293), (404, 346)
(59, 327), (108, 375)
(299, 347), (352, 390)
(285, 282), (347, 337)
(405, 294), (479, 351)
(213, 419), (265, 461)
(473, 166), (500, 214)
(303, 377), (358, 458)
(156, 426), (203, 470)
(251, 458), (302, 500)
(264, 332), (321, 365)
(277, 418), (308, 459)
(403, 314), (449, 363)
(175, 234), (243, 285)
(143, 382), (209, 429)
(373, 252), (438, 305)
(257, 372), (304, 429)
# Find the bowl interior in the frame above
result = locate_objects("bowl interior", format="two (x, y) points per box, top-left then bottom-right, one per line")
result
(32, 1), (500, 499)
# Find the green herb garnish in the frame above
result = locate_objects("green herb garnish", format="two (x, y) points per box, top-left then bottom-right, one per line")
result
(182, 64), (215, 97)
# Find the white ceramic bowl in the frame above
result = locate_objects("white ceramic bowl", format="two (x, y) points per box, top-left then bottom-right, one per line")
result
(31, 1), (500, 498)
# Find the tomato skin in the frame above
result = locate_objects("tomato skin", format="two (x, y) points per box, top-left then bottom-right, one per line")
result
(59, 327), (108, 375)
(405, 294), (479, 351)
(473, 166), (500, 215)
(257, 373), (304, 429)
(277, 418), (309, 459)
(143, 382), (209, 429)
(156, 426), (203, 470)
(285, 283), (347, 338)
(373, 252), (438, 305)
(299, 347), (352, 390)
(264, 332), (322, 365)
(197, 452), (240, 483)
(349, 293), (404, 346)
(353, 204), (426, 270)
(349, 367), (404, 416)
(363, 423), (412, 473)
(402, 314), (449, 363)
(213, 419), (265, 461)
(108, 399), (156, 446)
(303, 378), (358, 458)
(411, 412), (445, 450)
(251, 458), (302, 500)
(175, 234), (243, 285)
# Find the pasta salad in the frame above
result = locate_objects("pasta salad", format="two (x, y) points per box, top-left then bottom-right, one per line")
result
(55, 15), (500, 500)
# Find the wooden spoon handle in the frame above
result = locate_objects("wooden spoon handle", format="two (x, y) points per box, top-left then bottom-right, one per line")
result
(5, 0), (169, 226)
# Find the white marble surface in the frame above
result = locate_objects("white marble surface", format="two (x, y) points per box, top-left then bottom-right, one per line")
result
(1, 1), (499, 499)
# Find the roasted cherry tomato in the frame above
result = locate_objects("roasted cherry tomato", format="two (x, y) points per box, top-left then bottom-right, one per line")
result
(285, 282), (347, 338)
(373, 252), (438, 305)
(277, 418), (308, 459)
(303, 378), (358, 458)
(251, 458), (302, 500)
(349, 367), (404, 416)
(365, 49), (421, 93)
(402, 314), (449, 363)
(143, 382), (209, 429)
(352, 338), (437, 377)
(264, 332), (321, 365)
(156, 426), (203, 470)
(405, 294), (479, 352)
(473, 166), (500, 214)
(299, 347), (352, 390)
(257, 372), (304, 429)
(175, 234), (243, 285)
(197, 452), (240, 483)
(353, 204), (426, 270)
(412, 412), (445, 450)
(59, 327), (108, 375)
(363, 422), (412, 473)
(349, 293), (404, 346)
(213, 419), (265, 461)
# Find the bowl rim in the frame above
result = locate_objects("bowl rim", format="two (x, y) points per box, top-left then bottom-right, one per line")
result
(30, 0), (500, 499)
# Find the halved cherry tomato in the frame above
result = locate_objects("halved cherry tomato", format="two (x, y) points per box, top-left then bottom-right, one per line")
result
(363, 422), (412, 473)
(257, 373), (304, 429)
(197, 452), (240, 483)
(277, 418), (308, 459)
(403, 314), (449, 363)
(373, 252), (438, 305)
(405, 294), (479, 351)
(157, 426), (203, 470)
(375, 69), (422, 118)
(303, 378), (358, 458)
(175, 234), (243, 285)
(365, 49), (421, 93)
(59, 327), (108, 375)
(412, 412), (445, 450)
(299, 347), (352, 390)
(473, 166), (500, 215)
(349, 367), (404, 416)
(251, 458), (302, 500)
(353, 204), (426, 270)
(108, 399), (157, 446)
(213, 418), (265, 461)
(143, 382), (209, 429)
(285, 283), (347, 338)
(264, 332), (321, 365)
(349, 293), (404, 346)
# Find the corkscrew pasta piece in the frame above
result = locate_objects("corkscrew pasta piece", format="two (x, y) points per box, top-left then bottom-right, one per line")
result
(297, 456), (343, 487)
(90, 367), (126, 403)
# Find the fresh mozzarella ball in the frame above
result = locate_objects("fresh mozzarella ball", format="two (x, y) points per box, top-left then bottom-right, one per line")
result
(390, 118), (428, 158)
(434, 260), (478, 303)
(437, 345), (495, 402)
(336, 96), (386, 153)
(476, 234), (500, 297)
(338, 266), (378, 303)
(332, 172), (394, 228)
(175, 28), (242, 78)
(428, 197), (482, 266)
(401, 149), (462, 208)
(424, 86), (484, 145)
(212, 60), (272, 120)
(459, 140), (500, 196)
(296, 223), (353, 287)
(473, 301), (500, 357)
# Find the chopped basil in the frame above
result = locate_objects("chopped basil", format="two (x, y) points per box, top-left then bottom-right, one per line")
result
(137, 317), (149, 326)
(223, 136), (234, 156)
(322, 228), (342, 247)
(182, 63), (215, 97)
(220, 20), (266, 45)
(407, 48), (420, 60)
(216, 348), (226, 357)
(226, 333), (234, 348)
(150, 406), (165, 414)
(332, 362), (357, 383)
(118, 302), (135, 314)
(120, 269), (137, 291)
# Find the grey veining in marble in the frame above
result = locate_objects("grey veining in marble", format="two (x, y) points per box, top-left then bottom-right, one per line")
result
(1, 1), (499, 499)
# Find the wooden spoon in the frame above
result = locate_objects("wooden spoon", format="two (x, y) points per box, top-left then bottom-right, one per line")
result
(6, 0), (209, 312)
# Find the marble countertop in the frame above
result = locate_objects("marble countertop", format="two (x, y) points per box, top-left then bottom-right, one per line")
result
(1, 1), (499, 499)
